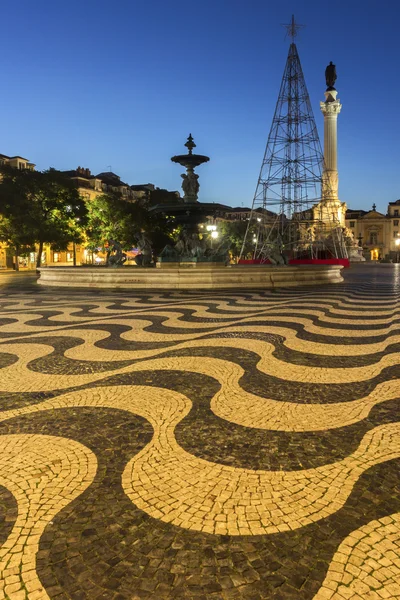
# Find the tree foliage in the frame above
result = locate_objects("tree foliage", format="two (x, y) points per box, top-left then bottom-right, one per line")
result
(0, 166), (87, 267)
(85, 193), (177, 263)
(0, 215), (34, 271)
(218, 220), (258, 259)
(84, 193), (137, 253)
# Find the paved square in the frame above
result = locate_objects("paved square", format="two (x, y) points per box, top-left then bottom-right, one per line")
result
(0, 265), (399, 599)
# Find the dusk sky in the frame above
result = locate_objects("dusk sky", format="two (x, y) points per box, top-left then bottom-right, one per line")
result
(2, 0), (399, 213)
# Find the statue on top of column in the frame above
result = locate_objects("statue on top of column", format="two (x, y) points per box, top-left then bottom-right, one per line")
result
(325, 61), (337, 89)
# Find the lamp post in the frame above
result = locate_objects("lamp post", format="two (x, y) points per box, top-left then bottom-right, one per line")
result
(206, 225), (218, 249)
(210, 230), (218, 249)
(395, 237), (400, 263)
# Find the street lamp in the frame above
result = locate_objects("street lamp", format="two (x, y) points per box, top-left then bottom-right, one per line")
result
(209, 229), (218, 249)
(395, 238), (400, 263)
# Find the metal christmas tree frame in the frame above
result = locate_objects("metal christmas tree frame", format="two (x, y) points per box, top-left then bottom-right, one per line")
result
(240, 17), (347, 262)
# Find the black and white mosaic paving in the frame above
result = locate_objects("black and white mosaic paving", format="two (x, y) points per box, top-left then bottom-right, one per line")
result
(0, 265), (399, 599)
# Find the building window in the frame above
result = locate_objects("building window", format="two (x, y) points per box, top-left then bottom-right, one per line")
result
(53, 253), (59, 263)
(369, 232), (378, 245)
(394, 232), (398, 238)
(394, 220), (399, 226)
(395, 210), (399, 216)
(349, 221), (355, 228)
(66, 253), (73, 262)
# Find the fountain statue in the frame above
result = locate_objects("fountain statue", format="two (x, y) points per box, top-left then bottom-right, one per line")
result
(108, 240), (127, 267)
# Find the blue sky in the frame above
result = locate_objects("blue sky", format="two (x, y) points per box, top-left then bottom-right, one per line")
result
(1, 0), (399, 213)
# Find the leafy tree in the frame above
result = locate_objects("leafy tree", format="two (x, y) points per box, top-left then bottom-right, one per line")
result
(85, 193), (139, 263)
(0, 166), (88, 268)
(144, 210), (178, 256)
(86, 193), (177, 263)
(218, 220), (258, 260)
(0, 215), (34, 271)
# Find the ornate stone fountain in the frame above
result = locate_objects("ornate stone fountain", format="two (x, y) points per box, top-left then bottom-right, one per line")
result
(171, 134), (209, 203)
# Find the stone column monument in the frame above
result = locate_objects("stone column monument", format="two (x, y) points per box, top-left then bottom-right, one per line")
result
(318, 62), (346, 227)
(318, 64), (363, 260)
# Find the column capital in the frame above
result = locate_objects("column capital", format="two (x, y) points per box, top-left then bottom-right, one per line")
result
(320, 100), (342, 115)
(321, 89), (342, 115)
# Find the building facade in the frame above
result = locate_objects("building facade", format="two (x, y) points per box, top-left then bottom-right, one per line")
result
(0, 154), (35, 171)
(61, 167), (156, 203)
(345, 201), (400, 261)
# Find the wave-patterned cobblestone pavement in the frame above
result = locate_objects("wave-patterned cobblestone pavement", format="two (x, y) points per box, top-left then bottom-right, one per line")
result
(0, 266), (399, 599)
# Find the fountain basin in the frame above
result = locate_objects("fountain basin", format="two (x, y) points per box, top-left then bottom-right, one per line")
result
(38, 264), (343, 290)
(171, 154), (210, 169)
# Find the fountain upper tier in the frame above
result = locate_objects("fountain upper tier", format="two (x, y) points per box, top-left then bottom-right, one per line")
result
(171, 153), (210, 168)
(171, 133), (209, 168)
